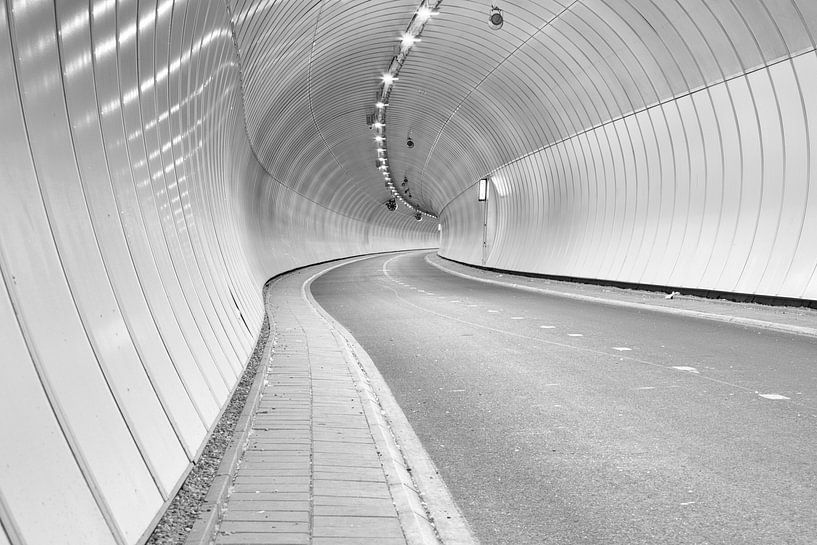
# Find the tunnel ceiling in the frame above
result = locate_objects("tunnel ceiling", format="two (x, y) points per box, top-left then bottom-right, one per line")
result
(232, 0), (816, 218)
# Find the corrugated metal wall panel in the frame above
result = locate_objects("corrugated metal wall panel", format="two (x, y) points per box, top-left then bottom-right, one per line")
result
(0, 1), (436, 543)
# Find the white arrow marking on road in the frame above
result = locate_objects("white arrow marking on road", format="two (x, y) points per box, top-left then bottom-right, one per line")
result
(672, 366), (699, 374)
(759, 394), (790, 400)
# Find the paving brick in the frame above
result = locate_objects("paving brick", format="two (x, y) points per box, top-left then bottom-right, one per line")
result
(196, 270), (410, 545)
(220, 521), (308, 533)
(215, 532), (309, 544)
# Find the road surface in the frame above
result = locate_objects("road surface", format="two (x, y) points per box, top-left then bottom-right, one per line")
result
(310, 251), (817, 545)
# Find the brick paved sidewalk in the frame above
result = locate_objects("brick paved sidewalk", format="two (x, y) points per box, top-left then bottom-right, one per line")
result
(189, 260), (440, 545)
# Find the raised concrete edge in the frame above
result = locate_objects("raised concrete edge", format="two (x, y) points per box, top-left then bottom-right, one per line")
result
(302, 259), (480, 545)
(184, 291), (277, 545)
(426, 254), (817, 340)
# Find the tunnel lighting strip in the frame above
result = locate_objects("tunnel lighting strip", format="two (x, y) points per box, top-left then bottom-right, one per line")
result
(373, 0), (441, 220)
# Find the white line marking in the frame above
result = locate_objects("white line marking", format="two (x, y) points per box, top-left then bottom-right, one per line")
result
(467, 304), (479, 307)
(568, 333), (583, 337)
(612, 347), (632, 351)
(635, 386), (656, 390)
(488, 310), (499, 313)
(449, 300), (460, 303)
(680, 501), (696, 506)
(380, 261), (817, 414)
(759, 394), (790, 400)
(511, 316), (524, 320)
(672, 366), (699, 374)
(449, 389), (466, 393)
(539, 325), (555, 329)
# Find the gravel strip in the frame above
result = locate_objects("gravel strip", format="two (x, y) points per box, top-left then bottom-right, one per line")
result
(146, 291), (272, 545)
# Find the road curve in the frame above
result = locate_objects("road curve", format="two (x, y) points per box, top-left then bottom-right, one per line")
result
(310, 251), (817, 545)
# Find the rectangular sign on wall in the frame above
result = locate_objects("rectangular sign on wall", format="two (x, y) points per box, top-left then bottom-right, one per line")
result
(478, 178), (488, 201)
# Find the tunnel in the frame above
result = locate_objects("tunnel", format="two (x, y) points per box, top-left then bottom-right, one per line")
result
(1, 1), (816, 543)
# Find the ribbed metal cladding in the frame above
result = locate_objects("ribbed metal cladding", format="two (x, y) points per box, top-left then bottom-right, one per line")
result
(2, 1), (817, 544)
(380, 0), (817, 299)
(0, 1), (435, 544)
(233, 0), (433, 220)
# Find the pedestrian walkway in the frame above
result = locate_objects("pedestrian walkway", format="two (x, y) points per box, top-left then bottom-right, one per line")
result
(186, 257), (467, 545)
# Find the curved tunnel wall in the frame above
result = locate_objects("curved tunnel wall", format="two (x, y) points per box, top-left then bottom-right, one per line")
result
(3, 1), (817, 543)
(437, 1), (817, 300)
(0, 1), (436, 544)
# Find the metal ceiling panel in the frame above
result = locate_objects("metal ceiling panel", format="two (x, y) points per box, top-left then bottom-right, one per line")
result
(2, 0), (817, 542)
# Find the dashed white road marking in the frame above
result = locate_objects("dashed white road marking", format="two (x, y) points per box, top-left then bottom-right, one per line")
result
(511, 316), (525, 320)
(672, 366), (699, 374)
(567, 333), (583, 337)
(449, 300), (460, 303)
(467, 304), (479, 307)
(612, 347), (632, 351)
(759, 394), (790, 400)
(488, 310), (500, 313)
(539, 325), (555, 329)
(635, 386), (656, 390)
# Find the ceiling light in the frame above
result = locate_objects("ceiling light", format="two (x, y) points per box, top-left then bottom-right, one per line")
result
(373, 122), (384, 129)
(376, 102), (388, 108)
(374, 136), (384, 142)
(401, 33), (419, 47)
(416, 5), (434, 22)
(382, 73), (398, 85)
(489, 6), (504, 30)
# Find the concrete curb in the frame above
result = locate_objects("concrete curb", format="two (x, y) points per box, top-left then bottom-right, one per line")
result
(184, 294), (276, 545)
(303, 259), (479, 545)
(426, 254), (817, 340)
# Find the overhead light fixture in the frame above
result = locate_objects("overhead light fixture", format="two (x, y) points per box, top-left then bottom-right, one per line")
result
(416, 5), (435, 22)
(375, 101), (388, 108)
(373, 122), (384, 129)
(401, 32), (419, 47)
(489, 6), (503, 30)
(374, 136), (384, 142)
(382, 73), (398, 85)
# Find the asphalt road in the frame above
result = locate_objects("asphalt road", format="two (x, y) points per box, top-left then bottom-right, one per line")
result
(310, 251), (817, 545)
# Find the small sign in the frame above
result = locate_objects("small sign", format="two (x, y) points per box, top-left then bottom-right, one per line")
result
(478, 178), (488, 201)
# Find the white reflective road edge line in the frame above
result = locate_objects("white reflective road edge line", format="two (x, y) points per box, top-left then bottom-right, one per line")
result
(426, 255), (817, 340)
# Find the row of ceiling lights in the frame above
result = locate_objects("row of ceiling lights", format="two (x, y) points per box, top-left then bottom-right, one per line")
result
(374, 0), (440, 221)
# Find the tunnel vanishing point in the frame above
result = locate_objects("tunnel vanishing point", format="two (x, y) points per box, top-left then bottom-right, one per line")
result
(2, 1), (817, 543)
